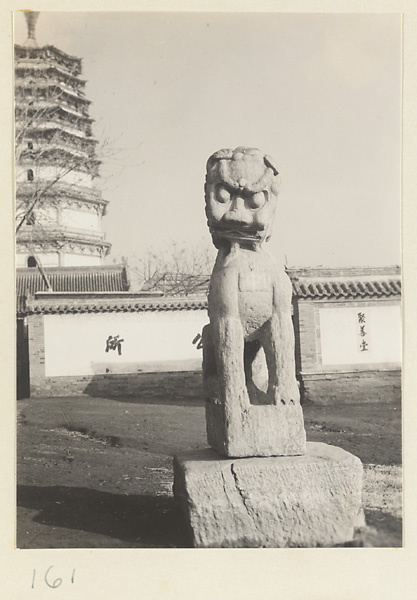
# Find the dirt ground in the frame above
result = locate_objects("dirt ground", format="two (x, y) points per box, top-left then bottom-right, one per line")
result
(17, 371), (402, 549)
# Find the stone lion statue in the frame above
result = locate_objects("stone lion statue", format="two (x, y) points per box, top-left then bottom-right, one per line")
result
(202, 147), (306, 457)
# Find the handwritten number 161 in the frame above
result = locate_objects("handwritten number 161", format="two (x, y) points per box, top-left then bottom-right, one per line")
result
(32, 567), (75, 589)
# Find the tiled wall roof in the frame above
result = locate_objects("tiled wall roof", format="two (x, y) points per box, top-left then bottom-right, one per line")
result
(286, 265), (401, 279)
(17, 265), (129, 315)
(292, 279), (401, 300)
(18, 265), (402, 316)
(26, 295), (208, 315)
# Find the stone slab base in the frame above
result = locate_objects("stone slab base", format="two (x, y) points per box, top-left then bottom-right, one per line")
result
(173, 442), (364, 548)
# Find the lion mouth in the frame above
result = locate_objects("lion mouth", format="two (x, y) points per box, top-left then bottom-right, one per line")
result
(211, 226), (263, 242)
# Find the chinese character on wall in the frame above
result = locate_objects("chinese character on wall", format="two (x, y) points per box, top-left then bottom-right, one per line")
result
(105, 335), (124, 356)
(357, 312), (369, 352)
(192, 332), (203, 350)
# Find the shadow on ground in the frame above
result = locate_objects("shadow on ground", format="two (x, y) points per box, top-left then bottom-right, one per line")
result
(17, 485), (192, 549)
(362, 510), (403, 547)
(83, 371), (206, 407)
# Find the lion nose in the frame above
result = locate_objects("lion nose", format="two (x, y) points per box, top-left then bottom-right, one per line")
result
(223, 194), (252, 225)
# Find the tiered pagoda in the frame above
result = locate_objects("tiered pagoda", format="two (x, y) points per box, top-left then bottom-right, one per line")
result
(15, 12), (111, 268)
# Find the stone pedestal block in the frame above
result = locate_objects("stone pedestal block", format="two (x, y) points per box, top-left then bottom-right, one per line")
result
(206, 398), (306, 457)
(173, 442), (364, 548)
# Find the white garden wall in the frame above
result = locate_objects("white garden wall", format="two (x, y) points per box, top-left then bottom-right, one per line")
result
(43, 309), (208, 376)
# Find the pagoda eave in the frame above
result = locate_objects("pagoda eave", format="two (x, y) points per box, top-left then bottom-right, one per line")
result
(15, 81), (92, 105)
(15, 63), (87, 86)
(17, 229), (111, 249)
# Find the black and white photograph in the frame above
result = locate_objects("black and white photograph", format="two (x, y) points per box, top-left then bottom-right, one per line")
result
(13, 9), (403, 555)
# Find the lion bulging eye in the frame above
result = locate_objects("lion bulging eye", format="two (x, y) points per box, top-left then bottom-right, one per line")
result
(247, 191), (267, 209)
(216, 185), (231, 204)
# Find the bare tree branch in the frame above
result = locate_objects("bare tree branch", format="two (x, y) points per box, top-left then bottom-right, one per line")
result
(129, 241), (215, 296)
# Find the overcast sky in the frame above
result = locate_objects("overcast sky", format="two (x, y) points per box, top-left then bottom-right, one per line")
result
(15, 11), (401, 268)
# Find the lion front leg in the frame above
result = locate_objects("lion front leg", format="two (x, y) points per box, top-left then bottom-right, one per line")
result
(202, 324), (219, 401)
(211, 316), (250, 411)
(263, 276), (300, 406)
(204, 315), (252, 456)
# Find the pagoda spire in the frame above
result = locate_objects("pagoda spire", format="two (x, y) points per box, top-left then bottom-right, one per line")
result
(23, 11), (40, 47)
